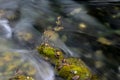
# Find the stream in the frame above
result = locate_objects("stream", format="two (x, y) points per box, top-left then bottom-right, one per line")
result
(0, 0), (120, 80)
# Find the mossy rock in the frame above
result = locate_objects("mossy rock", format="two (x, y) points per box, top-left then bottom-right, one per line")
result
(57, 59), (92, 80)
(58, 65), (72, 78)
(37, 42), (99, 80)
(9, 75), (34, 80)
(37, 43), (64, 63)
(58, 65), (92, 80)
(64, 58), (89, 67)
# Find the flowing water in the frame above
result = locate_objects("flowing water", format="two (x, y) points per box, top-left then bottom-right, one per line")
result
(0, 19), (12, 38)
(0, 0), (120, 80)
(0, 19), (55, 80)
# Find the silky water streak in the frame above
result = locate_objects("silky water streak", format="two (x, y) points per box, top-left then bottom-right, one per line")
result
(0, 19), (12, 38)
(0, 49), (55, 80)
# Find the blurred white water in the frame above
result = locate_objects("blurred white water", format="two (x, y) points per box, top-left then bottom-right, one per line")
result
(0, 19), (12, 38)
(0, 19), (55, 80)
(0, 21), (55, 80)
(0, 50), (55, 80)
(14, 50), (55, 80)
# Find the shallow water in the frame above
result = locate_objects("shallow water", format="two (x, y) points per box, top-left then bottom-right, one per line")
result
(0, 0), (120, 80)
(0, 50), (55, 80)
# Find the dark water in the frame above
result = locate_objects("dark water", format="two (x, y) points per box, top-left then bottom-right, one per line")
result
(0, 0), (119, 80)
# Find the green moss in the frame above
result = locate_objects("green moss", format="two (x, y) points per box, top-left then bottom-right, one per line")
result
(58, 65), (72, 78)
(42, 46), (55, 58)
(58, 63), (92, 80)
(37, 43), (64, 63)
(9, 75), (34, 80)
(70, 65), (91, 80)
(37, 42), (99, 80)
(65, 58), (88, 67)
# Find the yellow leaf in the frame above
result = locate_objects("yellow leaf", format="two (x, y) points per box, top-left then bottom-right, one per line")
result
(97, 37), (112, 45)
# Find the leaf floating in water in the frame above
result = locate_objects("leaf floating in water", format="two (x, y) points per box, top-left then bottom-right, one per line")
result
(79, 23), (87, 30)
(97, 37), (112, 45)
(53, 27), (64, 32)
(54, 16), (64, 32)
